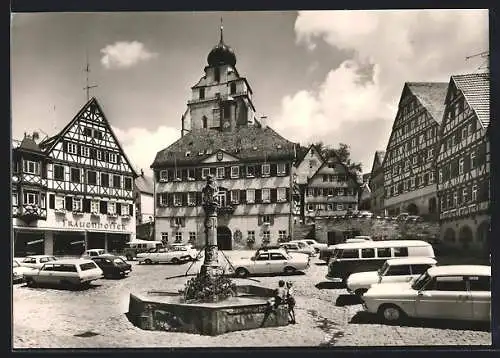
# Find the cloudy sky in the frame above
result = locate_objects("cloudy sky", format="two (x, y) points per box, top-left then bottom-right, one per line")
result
(11, 10), (488, 175)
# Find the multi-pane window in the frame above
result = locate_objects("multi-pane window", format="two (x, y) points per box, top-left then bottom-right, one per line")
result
(161, 232), (168, 243)
(453, 191), (458, 207)
(71, 168), (81, 183)
(174, 193), (182, 206)
(428, 148), (434, 160)
(459, 158), (464, 175)
(23, 160), (39, 174)
(91, 200), (99, 214)
(160, 193), (168, 206)
(108, 202), (116, 215)
(261, 164), (270, 176)
(87, 171), (97, 185)
(187, 192), (196, 206)
(462, 126), (468, 139)
(230, 190), (239, 204)
(160, 170), (168, 181)
(202, 168), (210, 179)
(174, 217), (183, 226)
(189, 232), (196, 243)
(262, 215), (272, 224)
(248, 231), (255, 241)
(246, 165), (255, 177)
(472, 184), (478, 202)
(55, 196), (65, 210)
(463, 187), (468, 203)
(68, 143), (78, 154)
(96, 150), (102, 161)
(24, 191), (39, 205)
(327, 203), (333, 211)
(246, 189), (255, 203)
(470, 150), (476, 168)
(411, 176), (415, 188)
(73, 197), (83, 212)
(54, 165), (64, 180)
(262, 231), (271, 242)
(121, 204), (129, 216)
(175, 232), (183, 243)
(438, 169), (443, 184)
(216, 167), (224, 179)
(12, 192), (18, 206)
(231, 166), (239, 178)
(101, 173), (109, 187)
(113, 175), (121, 188)
(124, 177), (132, 190)
(262, 188), (270, 203)
(278, 230), (287, 241)
(187, 168), (195, 180)
(307, 188), (313, 197)
(336, 203), (344, 211)
(429, 171), (434, 183)
(109, 153), (118, 163)
(277, 163), (286, 175)
(277, 187), (286, 202)
(81, 146), (90, 157)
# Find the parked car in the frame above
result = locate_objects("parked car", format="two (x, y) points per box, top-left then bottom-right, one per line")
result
(346, 257), (437, 296)
(228, 248), (310, 278)
(13, 258), (34, 283)
(81, 249), (106, 259)
(23, 259), (104, 288)
(136, 246), (197, 264)
(326, 240), (435, 284)
(345, 236), (373, 243)
(123, 240), (164, 260)
(91, 254), (132, 278)
(20, 255), (58, 269)
(406, 215), (423, 222)
(280, 242), (316, 257)
(362, 265), (491, 323)
(359, 211), (374, 218)
(290, 239), (327, 254)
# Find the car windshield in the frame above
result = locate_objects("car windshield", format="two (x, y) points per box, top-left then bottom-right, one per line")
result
(377, 262), (389, 276)
(13, 260), (20, 267)
(411, 272), (432, 290)
(113, 258), (126, 264)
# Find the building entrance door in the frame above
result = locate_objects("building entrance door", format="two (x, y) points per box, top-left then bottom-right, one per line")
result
(217, 226), (232, 250)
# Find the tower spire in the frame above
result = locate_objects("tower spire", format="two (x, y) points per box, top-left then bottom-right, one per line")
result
(83, 49), (98, 101)
(219, 17), (224, 44)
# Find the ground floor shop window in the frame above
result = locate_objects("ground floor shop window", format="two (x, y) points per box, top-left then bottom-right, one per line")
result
(54, 232), (85, 256)
(107, 234), (128, 254)
(14, 231), (45, 256)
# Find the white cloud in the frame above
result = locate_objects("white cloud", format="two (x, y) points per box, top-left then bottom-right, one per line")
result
(111, 125), (179, 176)
(271, 9), (489, 171)
(100, 41), (157, 69)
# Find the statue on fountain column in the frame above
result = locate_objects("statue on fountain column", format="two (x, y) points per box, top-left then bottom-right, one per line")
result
(201, 175), (220, 270)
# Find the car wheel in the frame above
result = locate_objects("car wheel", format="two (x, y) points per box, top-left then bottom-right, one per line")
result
(354, 289), (367, 296)
(235, 268), (249, 278)
(378, 304), (406, 323)
(171, 258), (180, 264)
(284, 266), (296, 274)
(144, 259), (152, 265)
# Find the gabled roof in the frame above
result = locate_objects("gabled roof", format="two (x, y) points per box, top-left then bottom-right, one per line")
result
(406, 82), (448, 124)
(135, 175), (154, 195)
(451, 73), (490, 128)
(151, 126), (296, 168)
(17, 136), (44, 154)
(295, 144), (325, 167)
(307, 151), (361, 190)
(370, 150), (385, 174)
(39, 97), (138, 178)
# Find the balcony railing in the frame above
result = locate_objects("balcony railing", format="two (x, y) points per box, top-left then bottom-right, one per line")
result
(18, 204), (47, 222)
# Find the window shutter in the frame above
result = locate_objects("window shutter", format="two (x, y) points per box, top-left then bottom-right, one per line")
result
(270, 215), (275, 225)
(100, 201), (107, 214)
(167, 169), (172, 181)
(286, 188), (290, 202)
(170, 218), (175, 227)
(270, 188), (277, 203)
(181, 169), (187, 181)
(253, 164), (260, 177)
(270, 164), (277, 176)
(240, 165), (245, 177)
(168, 193), (174, 207)
(65, 197), (73, 211)
(258, 215), (263, 225)
(240, 189), (246, 203)
(225, 166), (231, 179)
(83, 198), (90, 213)
(77, 145), (81, 156)
(195, 168), (202, 180)
(182, 193), (188, 206)
(104, 152), (109, 162)
(181, 218), (186, 227)
(255, 189), (261, 203)
(464, 154), (471, 172)
(117, 155), (122, 164)
(49, 194), (55, 209)
(195, 191), (202, 205)
(129, 204), (134, 215)
(156, 193), (162, 207)
(116, 203), (122, 214)
(63, 141), (68, 152)
(284, 163), (290, 176)
(90, 148), (96, 159)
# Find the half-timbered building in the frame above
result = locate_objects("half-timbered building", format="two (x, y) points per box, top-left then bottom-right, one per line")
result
(12, 98), (138, 256)
(435, 73), (490, 252)
(151, 27), (297, 250)
(383, 82), (448, 219)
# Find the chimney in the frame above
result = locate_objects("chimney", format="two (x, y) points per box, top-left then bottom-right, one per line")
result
(141, 169), (144, 177)
(260, 116), (267, 128)
(32, 132), (40, 142)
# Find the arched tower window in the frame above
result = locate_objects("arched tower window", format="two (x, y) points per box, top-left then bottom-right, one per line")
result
(202, 116), (207, 129)
(214, 67), (220, 82)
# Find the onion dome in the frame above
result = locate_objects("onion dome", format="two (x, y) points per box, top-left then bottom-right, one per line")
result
(207, 19), (236, 67)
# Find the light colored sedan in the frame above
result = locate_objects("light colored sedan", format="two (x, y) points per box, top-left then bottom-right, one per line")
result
(137, 247), (197, 264)
(279, 242), (316, 257)
(20, 255), (57, 269)
(229, 248), (310, 278)
(13, 259), (35, 283)
(363, 265), (491, 323)
(23, 259), (104, 288)
(346, 257), (437, 296)
(290, 239), (327, 254)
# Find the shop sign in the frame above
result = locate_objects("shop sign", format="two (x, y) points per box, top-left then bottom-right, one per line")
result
(61, 219), (128, 231)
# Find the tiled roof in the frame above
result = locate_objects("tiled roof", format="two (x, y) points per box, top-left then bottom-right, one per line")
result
(407, 82), (448, 124)
(17, 136), (43, 153)
(151, 126), (297, 168)
(452, 73), (490, 128)
(135, 175), (154, 194)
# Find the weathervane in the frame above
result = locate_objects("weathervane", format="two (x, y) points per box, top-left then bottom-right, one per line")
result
(83, 50), (98, 101)
(220, 16), (224, 43)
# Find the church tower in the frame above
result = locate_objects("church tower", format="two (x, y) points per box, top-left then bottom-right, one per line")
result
(181, 20), (257, 136)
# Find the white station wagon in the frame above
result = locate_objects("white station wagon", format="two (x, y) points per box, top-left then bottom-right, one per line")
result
(346, 257), (437, 296)
(136, 246), (197, 264)
(229, 248), (310, 277)
(363, 265), (491, 323)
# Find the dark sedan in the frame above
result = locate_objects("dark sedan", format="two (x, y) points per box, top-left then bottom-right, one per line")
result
(91, 255), (132, 279)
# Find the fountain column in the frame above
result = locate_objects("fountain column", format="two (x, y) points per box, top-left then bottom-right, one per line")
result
(200, 175), (223, 277)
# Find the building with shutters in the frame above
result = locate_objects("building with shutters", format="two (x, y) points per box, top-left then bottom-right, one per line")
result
(12, 98), (138, 257)
(435, 73), (490, 252)
(293, 145), (360, 224)
(383, 82), (448, 219)
(151, 26), (298, 250)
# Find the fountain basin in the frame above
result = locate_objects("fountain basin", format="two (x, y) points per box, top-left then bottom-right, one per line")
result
(128, 285), (289, 336)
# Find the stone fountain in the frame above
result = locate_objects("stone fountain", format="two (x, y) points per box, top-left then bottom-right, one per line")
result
(127, 176), (289, 336)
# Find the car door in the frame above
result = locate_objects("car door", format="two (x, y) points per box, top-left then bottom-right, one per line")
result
(468, 275), (491, 321)
(415, 275), (472, 320)
(252, 253), (271, 274)
(381, 264), (412, 284)
(38, 263), (56, 284)
(269, 252), (288, 273)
